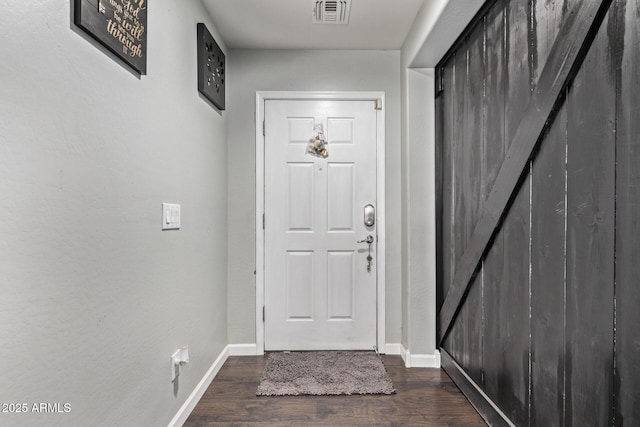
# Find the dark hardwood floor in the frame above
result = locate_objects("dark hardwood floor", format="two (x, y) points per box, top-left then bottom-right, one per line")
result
(184, 354), (486, 426)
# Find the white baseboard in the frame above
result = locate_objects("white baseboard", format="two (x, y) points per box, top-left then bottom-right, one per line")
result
(398, 344), (441, 368)
(228, 343), (258, 356)
(384, 343), (402, 355)
(400, 344), (410, 366)
(409, 350), (441, 368)
(167, 345), (230, 427)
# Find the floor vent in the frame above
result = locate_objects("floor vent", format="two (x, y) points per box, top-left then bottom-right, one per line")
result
(312, 0), (351, 25)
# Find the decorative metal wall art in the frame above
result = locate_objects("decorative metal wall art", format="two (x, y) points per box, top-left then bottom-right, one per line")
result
(197, 23), (225, 110)
(74, 0), (148, 75)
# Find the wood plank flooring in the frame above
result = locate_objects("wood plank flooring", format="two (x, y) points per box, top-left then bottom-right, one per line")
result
(185, 354), (486, 426)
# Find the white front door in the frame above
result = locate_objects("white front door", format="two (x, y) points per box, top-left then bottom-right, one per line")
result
(264, 99), (378, 351)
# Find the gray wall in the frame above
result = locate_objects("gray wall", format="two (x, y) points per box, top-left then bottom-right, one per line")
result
(400, 68), (436, 356)
(227, 49), (402, 345)
(0, 1), (228, 426)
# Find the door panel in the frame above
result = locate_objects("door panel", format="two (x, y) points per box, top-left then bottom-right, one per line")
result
(264, 99), (377, 350)
(327, 163), (355, 231)
(287, 163), (314, 231)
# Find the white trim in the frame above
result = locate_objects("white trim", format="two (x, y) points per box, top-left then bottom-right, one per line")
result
(255, 93), (266, 356)
(384, 343), (402, 355)
(228, 344), (258, 356)
(400, 344), (409, 366)
(399, 344), (441, 368)
(167, 346), (230, 427)
(410, 350), (441, 368)
(375, 94), (386, 356)
(256, 91), (387, 354)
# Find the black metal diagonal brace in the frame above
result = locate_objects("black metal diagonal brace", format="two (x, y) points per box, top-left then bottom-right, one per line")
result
(438, 0), (613, 346)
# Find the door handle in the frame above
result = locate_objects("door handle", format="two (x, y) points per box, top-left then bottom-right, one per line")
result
(357, 235), (374, 273)
(357, 235), (374, 244)
(364, 204), (375, 227)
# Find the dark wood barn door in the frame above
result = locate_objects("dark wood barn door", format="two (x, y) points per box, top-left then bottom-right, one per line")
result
(436, 0), (640, 425)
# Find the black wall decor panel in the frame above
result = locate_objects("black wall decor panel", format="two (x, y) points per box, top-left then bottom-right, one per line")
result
(434, 0), (640, 424)
(74, 0), (148, 74)
(197, 23), (225, 110)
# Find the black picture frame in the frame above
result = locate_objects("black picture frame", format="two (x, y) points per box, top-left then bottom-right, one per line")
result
(197, 23), (225, 110)
(74, 0), (148, 75)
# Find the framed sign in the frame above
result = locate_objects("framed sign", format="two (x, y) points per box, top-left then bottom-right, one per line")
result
(74, 0), (147, 75)
(197, 23), (225, 110)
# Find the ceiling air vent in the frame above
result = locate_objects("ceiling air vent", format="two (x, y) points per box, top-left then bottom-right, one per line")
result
(312, 0), (352, 25)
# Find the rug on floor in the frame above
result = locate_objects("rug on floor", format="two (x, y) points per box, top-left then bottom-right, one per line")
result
(256, 351), (396, 396)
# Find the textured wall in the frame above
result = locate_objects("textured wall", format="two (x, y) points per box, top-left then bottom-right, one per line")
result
(226, 49), (402, 346)
(0, 1), (228, 425)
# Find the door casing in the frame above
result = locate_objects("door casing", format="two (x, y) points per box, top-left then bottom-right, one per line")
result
(255, 91), (386, 354)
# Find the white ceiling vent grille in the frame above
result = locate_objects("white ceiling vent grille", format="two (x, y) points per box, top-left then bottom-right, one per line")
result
(313, 0), (352, 25)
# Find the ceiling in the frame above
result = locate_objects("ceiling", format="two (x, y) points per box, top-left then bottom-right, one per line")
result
(201, 0), (426, 50)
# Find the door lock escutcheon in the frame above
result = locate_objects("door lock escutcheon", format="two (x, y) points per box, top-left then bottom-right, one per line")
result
(364, 204), (375, 227)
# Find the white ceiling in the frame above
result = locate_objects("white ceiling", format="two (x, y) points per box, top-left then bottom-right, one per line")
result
(201, 0), (426, 50)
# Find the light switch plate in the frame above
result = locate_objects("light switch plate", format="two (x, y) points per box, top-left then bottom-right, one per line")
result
(171, 349), (180, 382)
(162, 203), (181, 230)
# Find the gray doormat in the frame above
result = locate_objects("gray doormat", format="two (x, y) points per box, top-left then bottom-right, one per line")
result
(256, 351), (396, 396)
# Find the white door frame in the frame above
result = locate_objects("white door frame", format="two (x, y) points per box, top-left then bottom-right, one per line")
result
(255, 91), (386, 355)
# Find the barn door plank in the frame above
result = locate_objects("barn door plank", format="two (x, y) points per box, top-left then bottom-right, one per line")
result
(482, 1), (531, 423)
(434, 67), (445, 320)
(479, 0), (507, 410)
(613, 0), (640, 424)
(530, 105), (567, 427)
(482, 0), (507, 199)
(443, 48), (468, 367)
(451, 26), (486, 385)
(565, 7), (616, 426)
(529, 2), (574, 426)
(439, 60), (456, 330)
